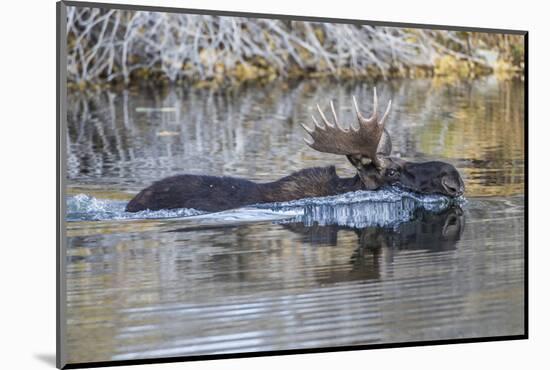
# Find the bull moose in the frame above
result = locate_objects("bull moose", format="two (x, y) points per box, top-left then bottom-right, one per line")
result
(126, 89), (465, 213)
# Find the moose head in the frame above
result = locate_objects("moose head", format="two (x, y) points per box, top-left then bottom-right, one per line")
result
(301, 89), (465, 197)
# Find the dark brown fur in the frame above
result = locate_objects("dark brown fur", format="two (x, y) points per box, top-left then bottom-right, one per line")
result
(126, 166), (364, 213)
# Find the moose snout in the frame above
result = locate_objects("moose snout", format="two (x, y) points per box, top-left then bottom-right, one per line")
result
(441, 175), (465, 197)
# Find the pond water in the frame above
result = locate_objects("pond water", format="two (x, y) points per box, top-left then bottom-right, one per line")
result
(64, 77), (525, 364)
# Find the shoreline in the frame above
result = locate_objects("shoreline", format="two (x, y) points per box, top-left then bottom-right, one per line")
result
(67, 63), (523, 92)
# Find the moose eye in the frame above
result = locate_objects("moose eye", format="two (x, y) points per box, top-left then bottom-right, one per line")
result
(386, 169), (399, 177)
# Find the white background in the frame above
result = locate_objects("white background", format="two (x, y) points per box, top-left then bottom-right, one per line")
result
(0, 0), (545, 369)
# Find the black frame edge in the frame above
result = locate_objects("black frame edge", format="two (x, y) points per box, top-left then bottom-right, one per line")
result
(62, 335), (527, 369)
(523, 32), (529, 338)
(57, 1), (68, 369)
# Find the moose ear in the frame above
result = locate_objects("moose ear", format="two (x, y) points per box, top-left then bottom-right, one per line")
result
(377, 128), (392, 157)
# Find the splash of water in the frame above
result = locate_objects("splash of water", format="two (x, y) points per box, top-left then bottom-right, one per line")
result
(66, 194), (204, 221)
(259, 187), (463, 228)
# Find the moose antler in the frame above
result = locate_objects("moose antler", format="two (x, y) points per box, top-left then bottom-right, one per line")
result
(301, 88), (392, 169)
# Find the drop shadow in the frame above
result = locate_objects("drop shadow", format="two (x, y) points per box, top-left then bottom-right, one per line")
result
(34, 353), (56, 367)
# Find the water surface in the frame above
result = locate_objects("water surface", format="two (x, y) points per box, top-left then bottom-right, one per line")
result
(65, 77), (524, 364)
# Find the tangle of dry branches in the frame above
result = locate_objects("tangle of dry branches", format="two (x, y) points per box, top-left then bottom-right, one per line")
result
(66, 7), (523, 86)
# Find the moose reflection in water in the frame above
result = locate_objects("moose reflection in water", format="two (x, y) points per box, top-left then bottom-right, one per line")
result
(287, 205), (464, 252)
(126, 89), (464, 213)
(285, 205), (465, 284)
